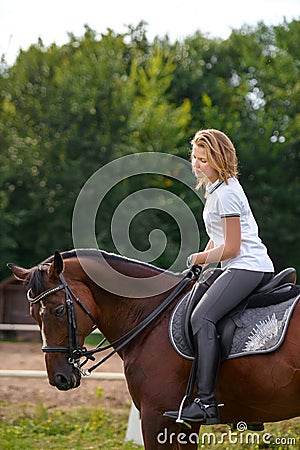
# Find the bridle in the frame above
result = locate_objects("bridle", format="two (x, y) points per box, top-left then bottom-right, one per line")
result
(27, 272), (97, 374)
(27, 266), (201, 376)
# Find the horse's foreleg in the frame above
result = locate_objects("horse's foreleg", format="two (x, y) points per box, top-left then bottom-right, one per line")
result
(141, 407), (200, 450)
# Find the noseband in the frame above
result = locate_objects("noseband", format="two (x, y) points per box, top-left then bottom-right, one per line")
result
(27, 273), (97, 373)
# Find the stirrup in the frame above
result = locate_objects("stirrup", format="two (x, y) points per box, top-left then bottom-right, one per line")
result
(175, 395), (192, 429)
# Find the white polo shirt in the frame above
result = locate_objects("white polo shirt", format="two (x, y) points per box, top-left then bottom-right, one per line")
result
(203, 178), (274, 272)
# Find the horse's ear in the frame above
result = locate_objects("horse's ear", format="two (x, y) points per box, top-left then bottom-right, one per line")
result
(49, 251), (64, 279)
(7, 263), (30, 281)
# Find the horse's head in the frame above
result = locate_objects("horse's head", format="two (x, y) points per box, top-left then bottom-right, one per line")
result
(8, 251), (97, 391)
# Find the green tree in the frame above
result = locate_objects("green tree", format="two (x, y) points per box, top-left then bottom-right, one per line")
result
(0, 24), (192, 277)
(95, 45), (192, 267)
(170, 20), (300, 269)
(1, 20), (299, 278)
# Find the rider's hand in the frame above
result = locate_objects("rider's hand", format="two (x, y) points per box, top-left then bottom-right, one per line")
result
(186, 254), (197, 268)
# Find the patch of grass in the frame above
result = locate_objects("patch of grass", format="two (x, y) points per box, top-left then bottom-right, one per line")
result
(196, 421), (300, 449)
(84, 333), (106, 347)
(0, 402), (142, 450)
(95, 385), (104, 400)
(0, 400), (299, 449)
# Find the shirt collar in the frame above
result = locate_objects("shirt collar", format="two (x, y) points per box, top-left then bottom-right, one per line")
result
(206, 179), (224, 194)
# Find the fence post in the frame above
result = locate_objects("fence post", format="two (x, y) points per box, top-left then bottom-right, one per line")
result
(125, 402), (144, 446)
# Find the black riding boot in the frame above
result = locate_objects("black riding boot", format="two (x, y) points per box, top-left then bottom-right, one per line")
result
(164, 320), (221, 424)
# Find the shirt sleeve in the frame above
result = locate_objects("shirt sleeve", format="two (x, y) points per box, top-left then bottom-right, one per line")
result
(217, 189), (242, 218)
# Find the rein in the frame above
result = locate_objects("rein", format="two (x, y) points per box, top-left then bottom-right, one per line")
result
(27, 267), (201, 376)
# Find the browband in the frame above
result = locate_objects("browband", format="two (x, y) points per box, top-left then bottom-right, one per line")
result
(27, 284), (65, 304)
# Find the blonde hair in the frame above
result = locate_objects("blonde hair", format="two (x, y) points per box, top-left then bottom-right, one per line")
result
(191, 129), (239, 189)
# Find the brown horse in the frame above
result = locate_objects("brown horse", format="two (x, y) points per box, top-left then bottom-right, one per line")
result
(9, 249), (300, 450)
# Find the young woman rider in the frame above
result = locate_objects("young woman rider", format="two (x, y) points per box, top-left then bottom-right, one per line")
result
(164, 128), (274, 424)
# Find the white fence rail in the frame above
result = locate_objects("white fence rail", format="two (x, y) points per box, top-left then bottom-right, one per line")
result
(0, 323), (119, 380)
(0, 370), (125, 379)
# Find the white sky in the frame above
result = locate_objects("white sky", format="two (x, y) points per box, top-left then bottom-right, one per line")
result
(0, 0), (299, 65)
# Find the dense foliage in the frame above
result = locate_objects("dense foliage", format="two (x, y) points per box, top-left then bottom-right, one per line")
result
(1, 20), (299, 279)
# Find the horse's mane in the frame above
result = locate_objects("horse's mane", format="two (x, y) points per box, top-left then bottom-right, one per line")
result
(45, 248), (172, 274)
(27, 263), (51, 294)
(27, 248), (180, 294)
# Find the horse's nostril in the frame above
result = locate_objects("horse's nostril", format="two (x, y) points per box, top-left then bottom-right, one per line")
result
(54, 372), (80, 390)
(54, 373), (70, 391)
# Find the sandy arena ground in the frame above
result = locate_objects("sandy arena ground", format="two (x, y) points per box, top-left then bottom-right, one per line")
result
(0, 341), (131, 409)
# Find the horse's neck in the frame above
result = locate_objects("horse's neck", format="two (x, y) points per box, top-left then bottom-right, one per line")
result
(87, 260), (181, 345)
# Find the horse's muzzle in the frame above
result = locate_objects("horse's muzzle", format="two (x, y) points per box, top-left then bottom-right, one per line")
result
(53, 370), (81, 391)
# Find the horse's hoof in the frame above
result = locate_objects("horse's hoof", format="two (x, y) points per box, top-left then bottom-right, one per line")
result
(248, 423), (265, 432)
(229, 423), (265, 432)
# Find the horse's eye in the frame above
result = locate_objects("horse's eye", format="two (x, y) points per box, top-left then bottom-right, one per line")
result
(55, 305), (65, 317)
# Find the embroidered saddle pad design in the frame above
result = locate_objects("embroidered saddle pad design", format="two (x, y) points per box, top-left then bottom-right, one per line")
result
(169, 293), (300, 360)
